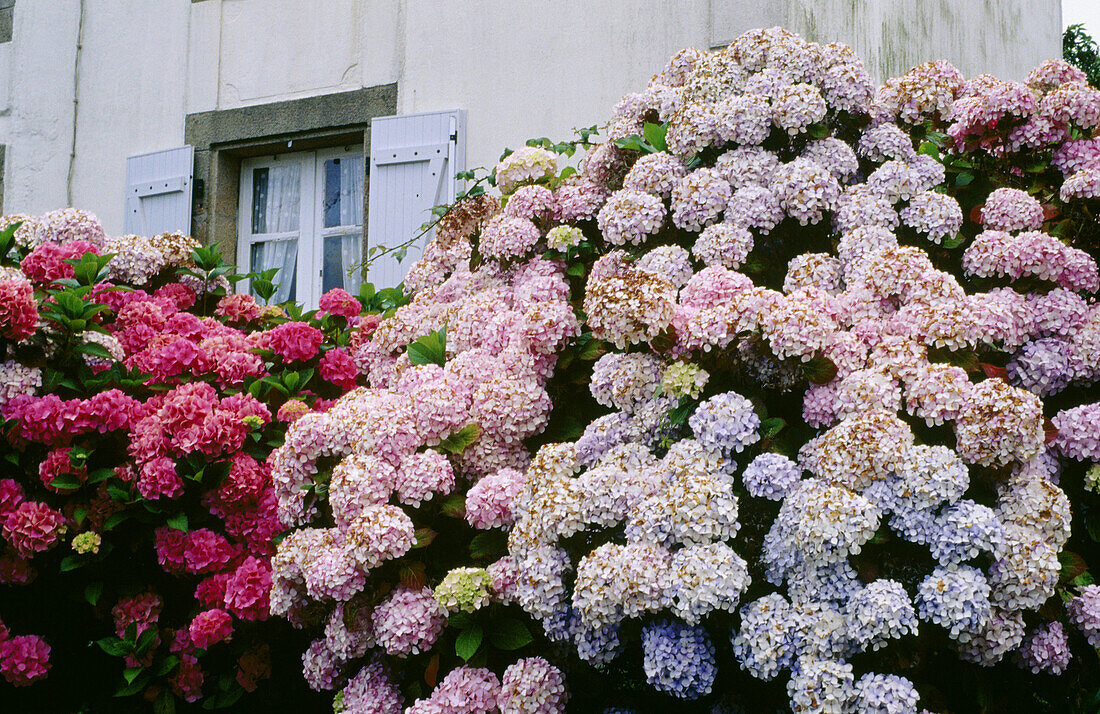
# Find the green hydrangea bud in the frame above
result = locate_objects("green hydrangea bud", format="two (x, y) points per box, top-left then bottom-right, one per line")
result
(433, 567), (492, 614)
(241, 415), (264, 429)
(1086, 463), (1100, 494)
(72, 531), (101, 555)
(333, 692), (346, 713)
(546, 225), (584, 251)
(661, 360), (709, 399)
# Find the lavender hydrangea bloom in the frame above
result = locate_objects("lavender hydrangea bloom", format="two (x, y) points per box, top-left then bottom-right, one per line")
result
(845, 580), (918, 653)
(641, 621), (717, 700)
(915, 565), (991, 639)
(1007, 338), (1073, 397)
(743, 452), (802, 500)
(852, 673), (920, 714)
(688, 392), (761, 455)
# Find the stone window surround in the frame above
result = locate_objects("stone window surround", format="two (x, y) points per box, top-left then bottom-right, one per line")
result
(0, 0), (14, 44)
(183, 83), (397, 266)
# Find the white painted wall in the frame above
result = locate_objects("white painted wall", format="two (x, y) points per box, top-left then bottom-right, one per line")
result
(0, 0), (1063, 234)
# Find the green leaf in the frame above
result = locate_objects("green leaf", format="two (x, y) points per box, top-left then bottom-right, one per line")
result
(412, 527), (438, 549)
(123, 666), (144, 684)
(438, 423), (483, 454)
(154, 655), (182, 677)
(455, 625), (483, 661)
(407, 327), (447, 366)
(566, 263), (585, 277)
(1059, 550), (1088, 582)
(85, 581), (103, 606)
(114, 674), (148, 698)
(468, 531), (504, 561)
(941, 234), (966, 250)
(88, 467), (115, 485)
(60, 555), (85, 572)
(643, 122), (669, 153)
(97, 637), (131, 657)
(955, 172), (975, 187)
(761, 417), (786, 440)
(154, 689), (177, 714)
(489, 618), (532, 651)
(103, 511), (129, 531)
(577, 338), (606, 361)
(50, 473), (84, 490)
(807, 122), (830, 139)
(438, 494), (467, 519)
(802, 355), (838, 385)
(166, 512), (188, 532)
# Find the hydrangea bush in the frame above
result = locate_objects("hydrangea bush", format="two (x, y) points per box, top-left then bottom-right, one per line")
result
(318, 26), (1098, 713)
(0, 210), (398, 710)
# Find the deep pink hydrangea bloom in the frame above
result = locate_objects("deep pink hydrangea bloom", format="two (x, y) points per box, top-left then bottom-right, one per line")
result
(182, 529), (237, 575)
(20, 240), (99, 284)
(111, 592), (162, 639)
(189, 609), (234, 649)
(266, 322), (324, 362)
(0, 634), (51, 686)
(171, 653), (204, 702)
(0, 479), (25, 521)
(0, 278), (39, 342)
(137, 457), (184, 500)
(318, 288), (362, 319)
(319, 348), (360, 390)
(215, 293), (262, 323)
(2, 501), (65, 558)
(223, 556), (272, 621)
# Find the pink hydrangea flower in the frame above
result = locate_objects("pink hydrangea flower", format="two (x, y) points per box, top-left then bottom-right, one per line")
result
(318, 288), (362, 319)
(215, 293), (262, 323)
(266, 322), (324, 362)
(0, 278), (39, 342)
(0, 634), (51, 686)
(319, 348), (359, 390)
(189, 609), (234, 650)
(223, 556), (272, 621)
(2, 501), (65, 558)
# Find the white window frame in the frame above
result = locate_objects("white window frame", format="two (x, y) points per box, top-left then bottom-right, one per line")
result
(236, 145), (364, 308)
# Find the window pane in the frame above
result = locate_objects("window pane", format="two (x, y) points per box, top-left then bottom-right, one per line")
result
(251, 163), (302, 234)
(322, 155), (364, 228)
(322, 233), (362, 294)
(250, 168), (269, 234)
(249, 239), (298, 304)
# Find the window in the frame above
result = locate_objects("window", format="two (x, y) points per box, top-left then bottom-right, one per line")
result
(236, 146), (364, 307)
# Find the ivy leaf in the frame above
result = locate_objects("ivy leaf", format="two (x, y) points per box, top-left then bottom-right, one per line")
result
(438, 423), (482, 454)
(455, 625), (483, 662)
(488, 618), (532, 651)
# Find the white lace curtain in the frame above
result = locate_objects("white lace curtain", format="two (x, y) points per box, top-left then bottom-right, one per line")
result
(252, 162), (302, 303)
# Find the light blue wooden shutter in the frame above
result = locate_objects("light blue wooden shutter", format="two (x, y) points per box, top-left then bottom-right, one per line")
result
(124, 146), (195, 236)
(367, 110), (466, 289)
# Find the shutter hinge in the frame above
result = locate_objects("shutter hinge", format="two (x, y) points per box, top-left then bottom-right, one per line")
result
(450, 132), (458, 142)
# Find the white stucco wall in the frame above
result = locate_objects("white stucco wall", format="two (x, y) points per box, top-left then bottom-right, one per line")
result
(0, 0), (1064, 234)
